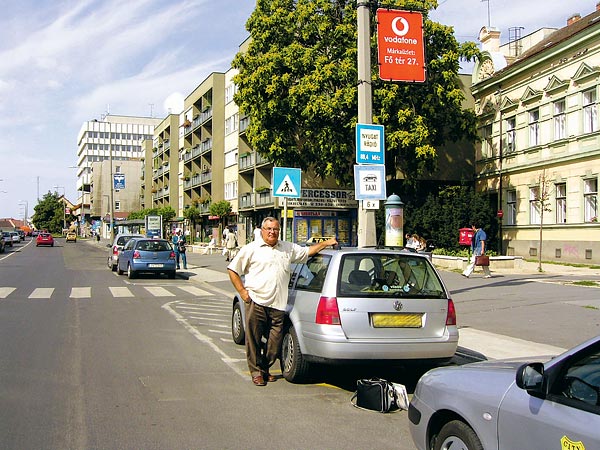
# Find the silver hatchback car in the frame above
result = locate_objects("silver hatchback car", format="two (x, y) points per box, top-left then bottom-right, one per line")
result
(231, 247), (458, 383)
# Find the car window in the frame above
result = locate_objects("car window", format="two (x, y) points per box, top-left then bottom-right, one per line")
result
(136, 240), (170, 251)
(124, 240), (136, 250)
(338, 253), (446, 298)
(294, 255), (331, 292)
(554, 343), (600, 412)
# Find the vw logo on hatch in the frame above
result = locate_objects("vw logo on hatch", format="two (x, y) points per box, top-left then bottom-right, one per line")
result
(393, 300), (403, 311)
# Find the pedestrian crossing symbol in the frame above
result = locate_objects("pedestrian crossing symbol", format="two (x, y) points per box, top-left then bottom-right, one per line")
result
(272, 167), (301, 198)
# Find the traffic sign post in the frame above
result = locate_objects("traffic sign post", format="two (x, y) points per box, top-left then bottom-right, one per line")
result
(376, 9), (426, 82)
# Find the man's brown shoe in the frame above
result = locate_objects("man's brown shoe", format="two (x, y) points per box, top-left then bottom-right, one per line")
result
(252, 375), (266, 386)
(265, 373), (277, 382)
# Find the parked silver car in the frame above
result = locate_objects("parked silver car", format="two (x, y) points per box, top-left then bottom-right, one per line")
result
(231, 247), (458, 383)
(409, 335), (600, 450)
(2, 231), (13, 247)
(107, 233), (145, 271)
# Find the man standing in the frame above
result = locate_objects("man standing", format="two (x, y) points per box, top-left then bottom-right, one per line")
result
(227, 217), (337, 386)
(462, 222), (491, 278)
(172, 230), (187, 270)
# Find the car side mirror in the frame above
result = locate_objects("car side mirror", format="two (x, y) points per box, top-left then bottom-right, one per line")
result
(516, 362), (545, 395)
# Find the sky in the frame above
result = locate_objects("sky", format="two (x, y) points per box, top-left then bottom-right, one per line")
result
(0, 0), (595, 220)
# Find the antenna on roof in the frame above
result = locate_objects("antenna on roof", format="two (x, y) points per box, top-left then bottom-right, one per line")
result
(481, 0), (491, 27)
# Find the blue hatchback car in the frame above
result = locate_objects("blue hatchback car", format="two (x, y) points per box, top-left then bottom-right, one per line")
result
(116, 238), (176, 279)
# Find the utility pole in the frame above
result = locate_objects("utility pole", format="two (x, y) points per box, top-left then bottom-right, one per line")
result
(356, 1), (377, 247)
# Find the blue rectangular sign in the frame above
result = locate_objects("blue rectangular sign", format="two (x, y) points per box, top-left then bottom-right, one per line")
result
(113, 174), (125, 190)
(356, 123), (385, 165)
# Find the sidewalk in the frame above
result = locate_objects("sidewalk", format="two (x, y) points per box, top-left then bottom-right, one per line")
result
(84, 237), (600, 290)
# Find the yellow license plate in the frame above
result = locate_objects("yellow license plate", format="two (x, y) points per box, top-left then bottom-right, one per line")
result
(372, 313), (423, 328)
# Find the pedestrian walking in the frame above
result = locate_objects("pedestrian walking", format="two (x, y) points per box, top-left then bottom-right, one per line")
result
(172, 230), (187, 270)
(225, 228), (238, 261)
(227, 217), (337, 386)
(462, 222), (491, 278)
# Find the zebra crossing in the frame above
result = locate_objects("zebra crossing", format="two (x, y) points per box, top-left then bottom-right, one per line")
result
(0, 284), (214, 300)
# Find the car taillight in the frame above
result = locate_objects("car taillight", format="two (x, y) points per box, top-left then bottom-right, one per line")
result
(112, 246), (119, 255)
(315, 296), (341, 325)
(169, 251), (175, 259)
(133, 250), (141, 259)
(446, 299), (457, 326)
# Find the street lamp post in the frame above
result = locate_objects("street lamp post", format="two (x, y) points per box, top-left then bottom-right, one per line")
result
(54, 185), (66, 231)
(19, 200), (28, 224)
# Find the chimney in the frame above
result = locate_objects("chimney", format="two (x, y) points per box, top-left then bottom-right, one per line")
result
(478, 26), (501, 53)
(567, 13), (581, 26)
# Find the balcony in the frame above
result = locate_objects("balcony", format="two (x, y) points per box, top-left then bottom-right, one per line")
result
(200, 138), (213, 154)
(239, 193), (254, 208)
(239, 152), (255, 171)
(200, 107), (213, 124)
(256, 191), (273, 206)
(239, 115), (250, 134)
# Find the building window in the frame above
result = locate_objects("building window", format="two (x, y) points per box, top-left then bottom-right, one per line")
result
(114, 201), (121, 211)
(224, 148), (238, 168)
(529, 108), (540, 146)
(584, 178), (598, 222)
(224, 181), (238, 201)
(554, 100), (566, 140)
(507, 189), (517, 225)
(225, 83), (237, 104)
(555, 183), (566, 224)
(530, 186), (541, 224)
(480, 123), (493, 158)
(583, 88), (598, 133)
(505, 117), (516, 153)
(225, 113), (239, 135)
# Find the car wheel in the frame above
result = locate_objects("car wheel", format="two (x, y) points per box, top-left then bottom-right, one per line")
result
(168, 271), (176, 279)
(127, 264), (136, 279)
(434, 420), (483, 450)
(231, 301), (245, 345)
(280, 325), (311, 383)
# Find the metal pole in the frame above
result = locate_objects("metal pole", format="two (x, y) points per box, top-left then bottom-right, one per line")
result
(282, 197), (288, 242)
(357, 1), (377, 247)
(108, 121), (115, 242)
(497, 91), (503, 255)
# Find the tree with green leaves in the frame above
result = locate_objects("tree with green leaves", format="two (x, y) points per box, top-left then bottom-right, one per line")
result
(183, 206), (202, 242)
(232, 0), (479, 185)
(209, 201), (233, 236)
(31, 192), (66, 234)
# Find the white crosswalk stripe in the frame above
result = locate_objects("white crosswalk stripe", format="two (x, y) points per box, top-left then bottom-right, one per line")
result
(0, 287), (16, 298)
(143, 286), (176, 297)
(70, 287), (91, 298)
(177, 286), (213, 297)
(109, 287), (134, 298)
(29, 288), (54, 299)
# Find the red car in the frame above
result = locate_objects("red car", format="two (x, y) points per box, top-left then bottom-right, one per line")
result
(36, 233), (54, 247)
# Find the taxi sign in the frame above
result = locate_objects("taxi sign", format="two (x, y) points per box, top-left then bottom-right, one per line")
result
(354, 165), (386, 200)
(356, 123), (385, 165)
(272, 167), (301, 198)
(377, 9), (426, 82)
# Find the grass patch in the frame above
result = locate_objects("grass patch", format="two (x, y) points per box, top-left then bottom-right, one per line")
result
(571, 280), (600, 287)
(583, 305), (599, 310)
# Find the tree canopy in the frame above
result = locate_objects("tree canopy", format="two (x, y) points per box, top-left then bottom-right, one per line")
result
(31, 192), (73, 233)
(232, 0), (480, 185)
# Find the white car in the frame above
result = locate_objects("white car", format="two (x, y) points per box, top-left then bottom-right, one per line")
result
(10, 232), (20, 244)
(107, 234), (145, 271)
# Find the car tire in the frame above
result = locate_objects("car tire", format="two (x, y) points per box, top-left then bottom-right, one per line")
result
(434, 420), (483, 450)
(168, 271), (176, 279)
(108, 258), (117, 272)
(127, 264), (136, 279)
(280, 325), (311, 383)
(231, 301), (246, 345)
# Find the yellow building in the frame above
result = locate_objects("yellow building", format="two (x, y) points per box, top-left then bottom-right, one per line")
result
(472, 6), (600, 263)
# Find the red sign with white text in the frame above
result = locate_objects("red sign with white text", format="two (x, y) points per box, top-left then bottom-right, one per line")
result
(377, 9), (426, 82)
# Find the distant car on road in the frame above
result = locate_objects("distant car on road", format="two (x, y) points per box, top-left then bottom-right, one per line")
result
(231, 247), (458, 383)
(408, 335), (600, 450)
(65, 231), (77, 243)
(17, 230), (25, 241)
(116, 238), (176, 279)
(107, 233), (145, 271)
(2, 231), (13, 248)
(36, 233), (54, 247)
(10, 232), (20, 244)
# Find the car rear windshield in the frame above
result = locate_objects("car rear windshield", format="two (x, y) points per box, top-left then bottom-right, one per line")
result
(135, 240), (172, 252)
(337, 253), (447, 298)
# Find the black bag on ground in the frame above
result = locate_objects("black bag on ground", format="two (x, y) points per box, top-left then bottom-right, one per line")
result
(351, 378), (400, 413)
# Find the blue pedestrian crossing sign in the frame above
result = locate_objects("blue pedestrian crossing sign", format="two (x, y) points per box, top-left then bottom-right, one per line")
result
(272, 167), (301, 198)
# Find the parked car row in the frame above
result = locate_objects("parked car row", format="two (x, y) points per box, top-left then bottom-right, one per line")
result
(1, 230), (25, 252)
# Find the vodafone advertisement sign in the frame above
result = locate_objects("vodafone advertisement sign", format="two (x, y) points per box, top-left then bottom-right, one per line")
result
(377, 9), (426, 82)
